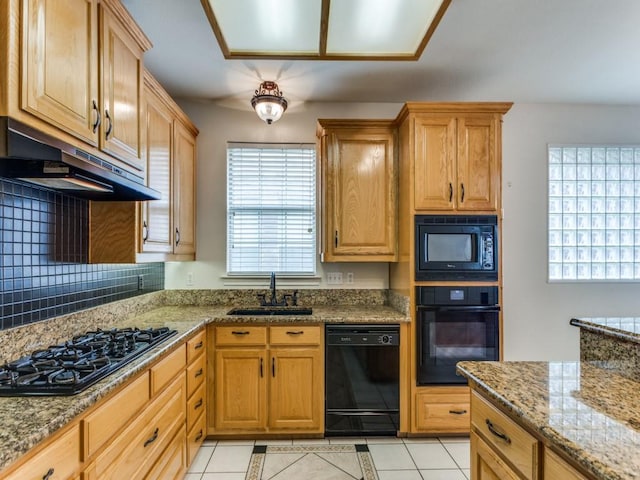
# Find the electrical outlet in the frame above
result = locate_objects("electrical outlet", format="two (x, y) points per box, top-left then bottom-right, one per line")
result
(326, 272), (343, 284)
(187, 272), (194, 287)
(346, 272), (354, 284)
(137, 275), (144, 290)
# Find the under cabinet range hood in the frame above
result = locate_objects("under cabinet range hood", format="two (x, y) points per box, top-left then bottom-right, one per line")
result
(0, 117), (161, 201)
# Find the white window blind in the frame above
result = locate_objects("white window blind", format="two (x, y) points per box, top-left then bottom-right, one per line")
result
(548, 145), (640, 281)
(227, 143), (316, 275)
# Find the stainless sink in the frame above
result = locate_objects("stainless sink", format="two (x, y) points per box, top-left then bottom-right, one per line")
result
(227, 307), (313, 316)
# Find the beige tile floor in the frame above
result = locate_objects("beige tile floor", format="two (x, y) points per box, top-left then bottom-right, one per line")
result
(184, 437), (471, 480)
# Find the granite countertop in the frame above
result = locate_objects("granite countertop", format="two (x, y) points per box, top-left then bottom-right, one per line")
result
(571, 317), (640, 345)
(0, 303), (407, 472)
(457, 360), (640, 480)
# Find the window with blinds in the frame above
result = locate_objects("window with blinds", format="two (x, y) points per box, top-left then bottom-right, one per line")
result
(548, 145), (640, 281)
(227, 143), (316, 275)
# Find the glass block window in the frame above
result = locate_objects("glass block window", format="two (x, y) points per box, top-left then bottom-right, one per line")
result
(548, 145), (640, 281)
(227, 143), (316, 275)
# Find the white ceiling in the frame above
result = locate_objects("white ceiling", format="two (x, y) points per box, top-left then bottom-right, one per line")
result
(122, 0), (640, 110)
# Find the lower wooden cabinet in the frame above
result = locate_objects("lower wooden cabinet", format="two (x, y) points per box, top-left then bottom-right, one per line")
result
(414, 386), (470, 434)
(211, 324), (324, 435)
(471, 431), (521, 480)
(1, 423), (81, 480)
(543, 449), (589, 480)
(0, 330), (206, 479)
(470, 390), (591, 480)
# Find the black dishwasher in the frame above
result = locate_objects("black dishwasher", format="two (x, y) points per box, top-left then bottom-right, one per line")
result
(325, 324), (399, 436)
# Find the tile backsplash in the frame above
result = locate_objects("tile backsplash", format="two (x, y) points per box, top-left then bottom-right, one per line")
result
(0, 179), (164, 330)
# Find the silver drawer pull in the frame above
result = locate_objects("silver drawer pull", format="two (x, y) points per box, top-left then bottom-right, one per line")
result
(232, 331), (250, 335)
(194, 341), (204, 349)
(449, 409), (467, 415)
(286, 330), (304, 335)
(486, 419), (511, 444)
(43, 468), (54, 480)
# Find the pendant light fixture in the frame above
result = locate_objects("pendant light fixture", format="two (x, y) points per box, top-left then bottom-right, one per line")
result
(251, 81), (288, 124)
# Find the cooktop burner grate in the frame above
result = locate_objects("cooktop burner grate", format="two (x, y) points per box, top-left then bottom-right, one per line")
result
(0, 327), (177, 396)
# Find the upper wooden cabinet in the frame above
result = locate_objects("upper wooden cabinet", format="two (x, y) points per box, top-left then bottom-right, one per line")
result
(1, 0), (149, 175)
(21, 0), (99, 147)
(317, 119), (398, 262)
(88, 71), (198, 263)
(98, 1), (146, 170)
(396, 103), (512, 213)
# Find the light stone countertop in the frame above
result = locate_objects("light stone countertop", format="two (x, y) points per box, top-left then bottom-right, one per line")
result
(571, 317), (640, 345)
(0, 304), (407, 472)
(457, 360), (640, 480)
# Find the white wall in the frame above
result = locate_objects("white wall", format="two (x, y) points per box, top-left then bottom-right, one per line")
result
(502, 103), (640, 360)
(165, 101), (401, 291)
(167, 100), (640, 361)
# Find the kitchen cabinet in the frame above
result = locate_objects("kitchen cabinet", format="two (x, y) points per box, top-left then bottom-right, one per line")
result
(414, 386), (470, 434)
(543, 449), (589, 480)
(470, 391), (539, 480)
(0, 331), (206, 479)
(4, 0), (150, 175)
(1, 423), (81, 480)
(211, 324), (323, 434)
(395, 103), (511, 213)
(87, 70), (198, 263)
(185, 330), (207, 465)
(317, 119), (397, 262)
(413, 114), (499, 212)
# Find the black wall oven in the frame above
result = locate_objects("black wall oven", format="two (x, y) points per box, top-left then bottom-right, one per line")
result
(416, 286), (499, 385)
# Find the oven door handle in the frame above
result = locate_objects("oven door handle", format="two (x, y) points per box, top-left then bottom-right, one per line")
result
(418, 305), (500, 312)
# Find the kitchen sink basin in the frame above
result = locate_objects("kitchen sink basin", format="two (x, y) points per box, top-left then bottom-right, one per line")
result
(227, 307), (313, 316)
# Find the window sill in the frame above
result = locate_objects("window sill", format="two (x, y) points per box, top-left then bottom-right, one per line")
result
(221, 275), (322, 287)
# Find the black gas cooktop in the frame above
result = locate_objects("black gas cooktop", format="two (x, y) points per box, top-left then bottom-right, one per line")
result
(0, 327), (177, 396)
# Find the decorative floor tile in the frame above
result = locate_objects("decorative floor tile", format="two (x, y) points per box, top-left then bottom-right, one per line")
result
(245, 444), (378, 480)
(406, 443), (458, 470)
(368, 443), (416, 470)
(418, 469), (468, 480)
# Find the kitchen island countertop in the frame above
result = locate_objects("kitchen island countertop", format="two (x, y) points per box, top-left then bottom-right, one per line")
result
(0, 303), (407, 472)
(457, 360), (640, 480)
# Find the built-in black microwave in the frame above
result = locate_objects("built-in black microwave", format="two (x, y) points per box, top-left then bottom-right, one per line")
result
(415, 215), (498, 281)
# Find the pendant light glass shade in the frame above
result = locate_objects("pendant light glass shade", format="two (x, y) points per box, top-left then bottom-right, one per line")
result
(251, 81), (288, 124)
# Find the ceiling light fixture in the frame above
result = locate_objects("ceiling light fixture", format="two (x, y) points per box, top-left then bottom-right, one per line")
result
(251, 81), (288, 124)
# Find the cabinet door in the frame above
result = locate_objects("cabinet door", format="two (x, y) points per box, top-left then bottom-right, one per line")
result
(324, 127), (396, 261)
(456, 115), (498, 211)
(141, 84), (173, 253)
(269, 348), (323, 431)
(215, 349), (267, 431)
(22, 0), (99, 146)
(471, 431), (521, 480)
(414, 115), (456, 211)
(544, 450), (589, 480)
(99, 4), (144, 170)
(173, 120), (197, 256)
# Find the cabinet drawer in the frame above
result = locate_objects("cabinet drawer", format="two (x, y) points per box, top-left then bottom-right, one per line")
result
(471, 391), (539, 480)
(187, 408), (207, 467)
(187, 382), (206, 431)
(415, 389), (470, 433)
(3, 424), (80, 480)
(88, 374), (186, 480)
(83, 372), (150, 458)
(187, 352), (206, 398)
(187, 330), (206, 363)
(270, 325), (321, 346)
(215, 325), (267, 346)
(144, 426), (187, 480)
(151, 344), (186, 395)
